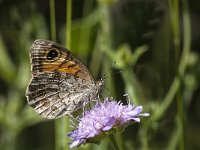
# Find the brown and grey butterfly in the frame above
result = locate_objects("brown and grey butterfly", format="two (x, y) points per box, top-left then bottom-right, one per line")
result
(26, 39), (103, 119)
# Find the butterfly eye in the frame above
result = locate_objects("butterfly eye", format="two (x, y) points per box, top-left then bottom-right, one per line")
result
(47, 49), (59, 60)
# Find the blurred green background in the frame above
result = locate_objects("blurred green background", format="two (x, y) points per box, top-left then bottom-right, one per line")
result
(0, 0), (200, 149)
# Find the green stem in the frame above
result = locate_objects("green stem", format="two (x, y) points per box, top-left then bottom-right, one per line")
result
(66, 0), (72, 49)
(50, 0), (72, 149)
(49, 1), (61, 150)
(59, 0), (73, 150)
(78, 0), (93, 56)
(49, 0), (56, 41)
(170, 2), (184, 148)
(166, 115), (181, 150)
(55, 118), (69, 150)
(177, 0), (191, 149)
(168, 2), (183, 148)
(139, 126), (148, 150)
(168, 1), (184, 149)
(109, 134), (120, 150)
(177, 87), (185, 150)
(151, 0), (191, 123)
(168, 0), (180, 66)
(0, 32), (16, 84)
(115, 132), (125, 150)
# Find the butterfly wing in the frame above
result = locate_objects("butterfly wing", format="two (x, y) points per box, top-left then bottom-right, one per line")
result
(26, 39), (100, 119)
(30, 39), (94, 82)
(26, 72), (97, 119)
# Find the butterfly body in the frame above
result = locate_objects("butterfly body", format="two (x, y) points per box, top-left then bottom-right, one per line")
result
(26, 39), (103, 119)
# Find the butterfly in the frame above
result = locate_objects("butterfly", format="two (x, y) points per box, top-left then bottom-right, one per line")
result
(26, 39), (104, 119)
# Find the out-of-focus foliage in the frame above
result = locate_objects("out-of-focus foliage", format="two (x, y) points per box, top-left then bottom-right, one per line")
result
(0, 0), (199, 150)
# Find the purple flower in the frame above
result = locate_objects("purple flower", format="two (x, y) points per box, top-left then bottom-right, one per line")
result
(67, 98), (150, 148)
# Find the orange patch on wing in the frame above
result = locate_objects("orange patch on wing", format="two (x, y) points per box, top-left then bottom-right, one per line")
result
(57, 61), (80, 75)
(41, 64), (59, 72)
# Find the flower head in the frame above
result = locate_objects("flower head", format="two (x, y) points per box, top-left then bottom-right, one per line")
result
(68, 98), (150, 148)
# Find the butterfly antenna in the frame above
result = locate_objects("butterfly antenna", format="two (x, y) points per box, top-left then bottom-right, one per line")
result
(102, 62), (116, 80)
(88, 100), (95, 112)
(102, 84), (110, 97)
(100, 92), (107, 101)
(69, 114), (79, 127)
(103, 68), (123, 81)
(69, 119), (77, 128)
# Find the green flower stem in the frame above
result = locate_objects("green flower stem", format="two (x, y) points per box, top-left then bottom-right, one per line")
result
(62, 0), (73, 150)
(151, 0), (191, 127)
(168, 0), (185, 148)
(151, 77), (180, 121)
(145, 3), (191, 148)
(177, 0), (190, 149)
(139, 126), (148, 150)
(78, 0), (93, 57)
(109, 134), (120, 150)
(49, 1), (63, 150)
(50, 0), (56, 41)
(50, 0), (72, 149)
(66, 0), (72, 49)
(0, 33), (16, 84)
(166, 115), (182, 150)
(115, 131), (125, 150)
(55, 118), (69, 150)
(54, 1), (73, 150)
(168, 0), (180, 65)
(176, 90), (185, 150)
